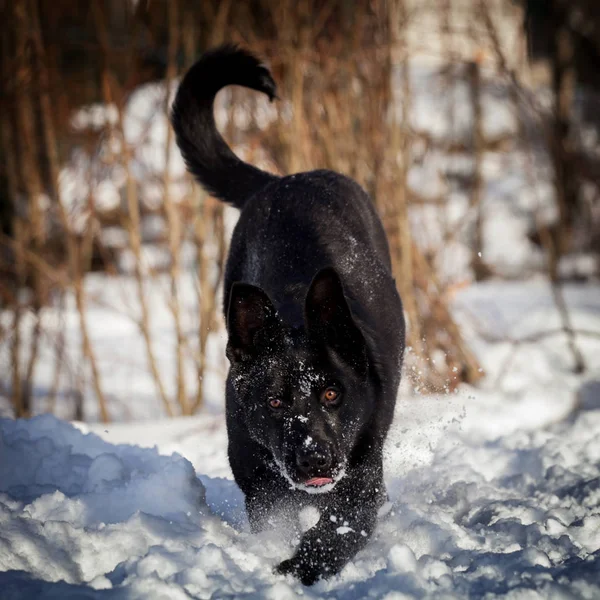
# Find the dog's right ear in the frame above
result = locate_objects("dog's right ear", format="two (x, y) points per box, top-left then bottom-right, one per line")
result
(305, 268), (368, 375)
(226, 283), (280, 363)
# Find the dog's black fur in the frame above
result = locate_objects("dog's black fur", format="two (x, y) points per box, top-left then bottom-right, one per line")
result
(172, 45), (405, 585)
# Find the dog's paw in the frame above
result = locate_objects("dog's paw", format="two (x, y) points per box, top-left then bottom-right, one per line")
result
(275, 556), (322, 586)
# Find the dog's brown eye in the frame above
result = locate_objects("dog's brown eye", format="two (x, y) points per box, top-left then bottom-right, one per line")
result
(269, 398), (282, 409)
(321, 388), (340, 405)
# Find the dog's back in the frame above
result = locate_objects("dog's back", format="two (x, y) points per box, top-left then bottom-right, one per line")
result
(172, 44), (405, 585)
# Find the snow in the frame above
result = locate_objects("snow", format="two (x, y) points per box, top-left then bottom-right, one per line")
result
(0, 415), (207, 597)
(1, 279), (599, 597)
(3, 388), (600, 597)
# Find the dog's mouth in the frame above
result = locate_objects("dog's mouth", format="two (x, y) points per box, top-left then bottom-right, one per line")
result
(304, 476), (333, 487)
(271, 456), (346, 494)
(293, 465), (347, 494)
(295, 468), (345, 494)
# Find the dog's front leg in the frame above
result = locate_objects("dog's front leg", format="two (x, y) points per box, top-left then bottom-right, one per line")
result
(276, 482), (382, 585)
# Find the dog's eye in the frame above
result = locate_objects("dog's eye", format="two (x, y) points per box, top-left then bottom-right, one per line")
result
(268, 398), (283, 410)
(320, 387), (341, 405)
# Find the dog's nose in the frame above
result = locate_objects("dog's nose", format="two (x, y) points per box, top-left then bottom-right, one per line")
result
(296, 444), (332, 475)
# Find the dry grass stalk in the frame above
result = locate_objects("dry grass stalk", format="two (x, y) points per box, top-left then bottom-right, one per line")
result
(92, 0), (174, 417)
(413, 246), (482, 385)
(285, 1), (310, 174)
(547, 10), (585, 372)
(162, 0), (189, 414)
(11, 0), (49, 416)
(47, 289), (66, 412)
(388, 0), (424, 361)
(385, 0), (454, 390)
(0, 27), (26, 416)
(467, 57), (489, 280)
(189, 0), (231, 413)
(190, 136), (227, 413)
(182, 16), (211, 414)
(29, 0), (111, 421)
(192, 196), (224, 414)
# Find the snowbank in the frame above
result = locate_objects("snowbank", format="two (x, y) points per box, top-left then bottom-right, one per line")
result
(0, 416), (206, 596)
(2, 378), (600, 598)
(1, 279), (599, 597)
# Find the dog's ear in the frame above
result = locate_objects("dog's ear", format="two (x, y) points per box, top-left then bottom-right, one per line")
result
(226, 283), (280, 363)
(305, 268), (367, 374)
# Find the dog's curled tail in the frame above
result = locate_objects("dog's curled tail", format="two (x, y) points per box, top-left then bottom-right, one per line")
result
(171, 44), (279, 209)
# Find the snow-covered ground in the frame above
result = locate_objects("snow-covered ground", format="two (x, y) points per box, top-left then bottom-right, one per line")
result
(1, 281), (599, 598)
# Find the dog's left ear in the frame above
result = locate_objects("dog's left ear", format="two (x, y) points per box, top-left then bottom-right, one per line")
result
(305, 268), (367, 374)
(226, 283), (280, 363)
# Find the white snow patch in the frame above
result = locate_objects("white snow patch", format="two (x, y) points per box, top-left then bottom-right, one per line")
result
(1, 277), (600, 597)
(336, 526), (354, 535)
(298, 506), (321, 533)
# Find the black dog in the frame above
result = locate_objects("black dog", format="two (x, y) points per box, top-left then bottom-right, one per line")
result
(172, 45), (405, 585)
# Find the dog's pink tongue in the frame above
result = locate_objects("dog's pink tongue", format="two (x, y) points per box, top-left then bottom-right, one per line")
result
(305, 477), (333, 487)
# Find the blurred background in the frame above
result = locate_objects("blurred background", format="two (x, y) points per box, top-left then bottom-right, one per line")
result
(0, 0), (599, 422)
